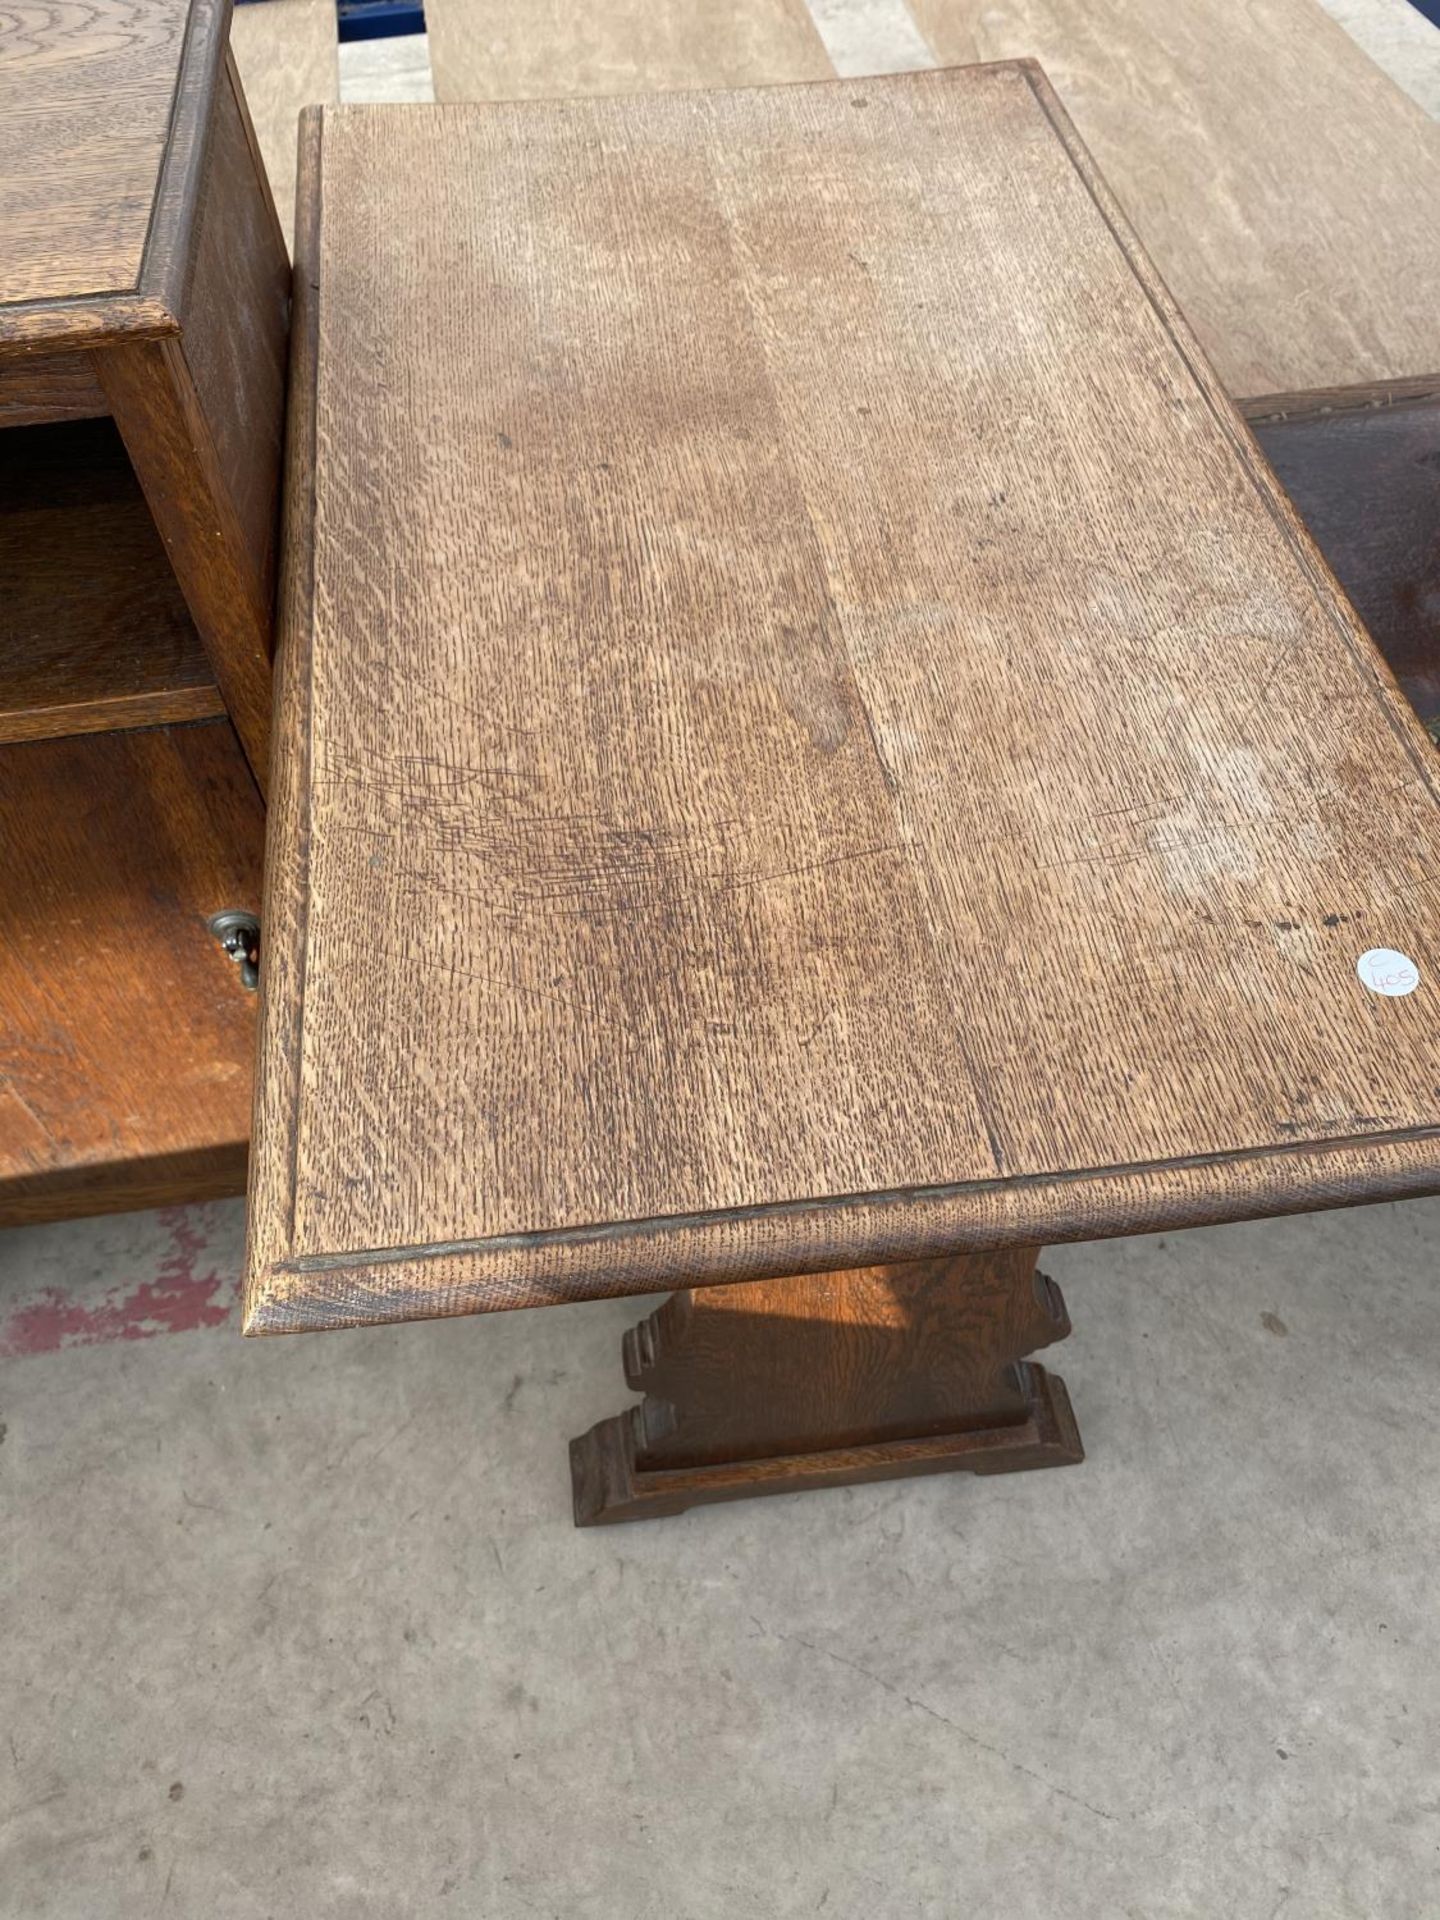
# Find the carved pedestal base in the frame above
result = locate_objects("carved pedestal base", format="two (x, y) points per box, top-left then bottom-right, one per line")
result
(570, 1247), (1083, 1526)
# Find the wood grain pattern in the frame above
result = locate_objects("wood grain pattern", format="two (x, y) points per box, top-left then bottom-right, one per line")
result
(1252, 397), (1440, 736)
(0, 351), (108, 429)
(0, 720), (262, 1225)
(229, 0), (337, 246)
(571, 1248), (1082, 1522)
(246, 71), (1440, 1334)
(0, 0), (192, 307)
(246, 106), (322, 1310)
(0, 0), (234, 351)
(0, 420), (223, 743)
(0, 0), (285, 1221)
(427, 0), (831, 101)
(910, 0), (1440, 397)
(174, 53), (290, 613)
(1240, 375), (1440, 427)
(98, 334), (276, 790)
(90, 45), (287, 789)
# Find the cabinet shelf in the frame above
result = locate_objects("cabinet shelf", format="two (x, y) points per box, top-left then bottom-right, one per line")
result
(0, 419), (226, 746)
(0, 720), (262, 1224)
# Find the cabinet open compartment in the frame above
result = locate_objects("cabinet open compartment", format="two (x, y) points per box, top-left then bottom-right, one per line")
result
(0, 418), (226, 745)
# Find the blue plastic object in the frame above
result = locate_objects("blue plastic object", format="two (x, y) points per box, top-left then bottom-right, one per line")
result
(233, 0), (427, 41)
(336, 0), (426, 42)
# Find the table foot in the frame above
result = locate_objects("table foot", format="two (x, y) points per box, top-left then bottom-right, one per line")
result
(570, 1247), (1084, 1526)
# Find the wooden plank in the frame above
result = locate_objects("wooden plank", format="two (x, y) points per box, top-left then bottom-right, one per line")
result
(0, 720), (261, 1225)
(247, 72), (1440, 1332)
(0, 0), (233, 353)
(229, 0), (338, 247)
(910, 0), (1440, 397)
(1250, 394), (1440, 736)
(91, 57), (287, 792)
(0, 350), (108, 429)
(99, 337), (275, 789)
(175, 54), (290, 615)
(427, 0), (832, 102)
(1326, 0), (1440, 119)
(247, 107), (321, 1316)
(0, 420), (224, 744)
(0, 0), (193, 308)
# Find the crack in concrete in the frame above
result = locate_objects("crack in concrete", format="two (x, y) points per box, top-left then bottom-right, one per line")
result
(751, 1614), (1118, 1825)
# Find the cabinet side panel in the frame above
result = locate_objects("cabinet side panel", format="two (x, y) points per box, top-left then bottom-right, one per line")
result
(178, 53), (291, 611)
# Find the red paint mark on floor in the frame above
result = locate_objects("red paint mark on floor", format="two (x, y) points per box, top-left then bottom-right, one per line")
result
(0, 1207), (239, 1358)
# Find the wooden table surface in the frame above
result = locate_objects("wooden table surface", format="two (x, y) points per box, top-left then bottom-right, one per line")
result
(229, 0), (338, 247)
(426, 0), (831, 105)
(912, 0), (1440, 403)
(420, 0), (1440, 407)
(246, 66), (1440, 1335)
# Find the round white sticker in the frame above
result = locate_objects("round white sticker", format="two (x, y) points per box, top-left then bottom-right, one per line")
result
(1356, 948), (1420, 998)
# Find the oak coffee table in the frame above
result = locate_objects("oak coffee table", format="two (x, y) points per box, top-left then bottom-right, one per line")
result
(245, 67), (1440, 1524)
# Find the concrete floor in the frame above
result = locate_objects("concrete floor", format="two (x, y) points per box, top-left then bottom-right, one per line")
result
(3, 1197), (1440, 1915)
(6, 2), (1440, 1914)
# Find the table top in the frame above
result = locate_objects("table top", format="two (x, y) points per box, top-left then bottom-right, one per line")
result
(0, 0), (229, 348)
(910, 0), (1440, 403)
(246, 67), (1440, 1335)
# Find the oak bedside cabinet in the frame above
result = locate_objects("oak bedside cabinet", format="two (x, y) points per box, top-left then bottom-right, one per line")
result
(1, 0), (288, 1222)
